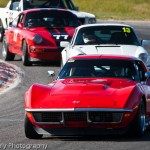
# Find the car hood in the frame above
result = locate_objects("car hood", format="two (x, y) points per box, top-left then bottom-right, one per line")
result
(28, 78), (137, 109)
(29, 27), (75, 45)
(71, 45), (147, 57)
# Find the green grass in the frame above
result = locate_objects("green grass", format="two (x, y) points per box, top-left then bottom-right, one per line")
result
(74, 0), (150, 20)
(0, 0), (150, 20)
(0, 0), (8, 7)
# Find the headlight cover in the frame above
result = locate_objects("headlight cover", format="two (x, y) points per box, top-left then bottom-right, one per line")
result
(33, 34), (43, 44)
(138, 53), (148, 63)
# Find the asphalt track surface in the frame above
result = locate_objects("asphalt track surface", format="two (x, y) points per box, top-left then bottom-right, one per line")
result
(0, 21), (150, 150)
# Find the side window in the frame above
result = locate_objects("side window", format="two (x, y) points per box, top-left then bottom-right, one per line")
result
(135, 61), (146, 81)
(10, 1), (20, 10)
(12, 2), (20, 10)
(11, 16), (19, 27)
(11, 14), (24, 28)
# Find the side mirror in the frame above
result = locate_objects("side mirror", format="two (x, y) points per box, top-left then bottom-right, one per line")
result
(60, 41), (70, 48)
(142, 40), (150, 52)
(18, 22), (23, 29)
(48, 70), (55, 76)
(48, 70), (55, 81)
(141, 40), (150, 46)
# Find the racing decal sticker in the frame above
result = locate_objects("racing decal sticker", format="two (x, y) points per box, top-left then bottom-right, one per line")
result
(13, 29), (21, 42)
(48, 29), (71, 40)
(122, 27), (131, 33)
(53, 35), (69, 40)
(48, 28), (71, 47)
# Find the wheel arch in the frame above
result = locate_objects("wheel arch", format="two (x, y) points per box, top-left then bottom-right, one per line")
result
(21, 39), (27, 50)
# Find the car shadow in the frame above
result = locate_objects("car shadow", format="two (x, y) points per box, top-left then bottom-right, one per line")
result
(41, 129), (150, 142)
(13, 56), (61, 67)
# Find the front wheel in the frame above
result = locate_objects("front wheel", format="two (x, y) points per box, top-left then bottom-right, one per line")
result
(22, 40), (32, 66)
(24, 115), (43, 139)
(2, 36), (15, 61)
(130, 100), (146, 137)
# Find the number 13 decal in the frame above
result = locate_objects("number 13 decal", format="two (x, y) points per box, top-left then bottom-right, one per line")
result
(122, 27), (131, 33)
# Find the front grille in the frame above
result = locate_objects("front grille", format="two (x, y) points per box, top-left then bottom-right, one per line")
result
(32, 111), (122, 123)
(33, 112), (62, 122)
(64, 112), (87, 121)
(89, 112), (113, 122)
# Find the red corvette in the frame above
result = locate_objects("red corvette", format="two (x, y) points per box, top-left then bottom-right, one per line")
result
(2, 8), (79, 66)
(24, 55), (150, 139)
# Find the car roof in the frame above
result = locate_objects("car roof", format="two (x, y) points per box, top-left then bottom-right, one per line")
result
(76, 23), (133, 30)
(69, 54), (140, 61)
(22, 8), (74, 15)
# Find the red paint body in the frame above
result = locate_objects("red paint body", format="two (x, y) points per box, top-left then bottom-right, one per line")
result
(5, 8), (78, 62)
(24, 55), (150, 135)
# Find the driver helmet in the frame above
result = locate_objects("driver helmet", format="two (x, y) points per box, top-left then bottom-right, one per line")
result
(82, 32), (96, 44)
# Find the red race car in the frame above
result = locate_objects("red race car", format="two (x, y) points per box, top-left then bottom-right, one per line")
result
(24, 54), (150, 139)
(2, 8), (80, 66)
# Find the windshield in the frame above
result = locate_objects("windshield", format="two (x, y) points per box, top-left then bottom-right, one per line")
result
(24, 10), (79, 28)
(74, 26), (140, 46)
(58, 59), (139, 81)
(23, 0), (77, 10)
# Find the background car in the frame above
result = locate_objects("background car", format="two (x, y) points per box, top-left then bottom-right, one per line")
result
(24, 54), (150, 139)
(1, 8), (80, 66)
(0, 0), (96, 42)
(61, 23), (150, 66)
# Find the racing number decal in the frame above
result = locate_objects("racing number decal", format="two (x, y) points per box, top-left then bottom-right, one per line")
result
(13, 30), (21, 42)
(122, 27), (131, 33)
(53, 35), (69, 40)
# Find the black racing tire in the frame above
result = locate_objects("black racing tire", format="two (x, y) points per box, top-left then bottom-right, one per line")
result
(129, 100), (146, 137)
(22, 40), (32, 66)
(24, 115), (43, 139)
(2, 36), (15, 61)
(0, 19), (4, 42)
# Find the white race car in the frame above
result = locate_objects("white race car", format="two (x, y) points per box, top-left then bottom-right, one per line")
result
(61, 23), (150, 66)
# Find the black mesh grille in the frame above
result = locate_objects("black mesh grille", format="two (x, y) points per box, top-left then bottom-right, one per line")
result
(64, 112), (87, 121)
(89, 112), (113, 122)
(32, 111), (122, 123)
(33, 112), (62, 122)
(42, 112), (62, 122)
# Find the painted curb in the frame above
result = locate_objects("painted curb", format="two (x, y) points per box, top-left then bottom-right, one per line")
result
(0, 60), (23, 94)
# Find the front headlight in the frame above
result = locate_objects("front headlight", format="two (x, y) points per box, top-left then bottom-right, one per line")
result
(33, 34), (43, 44)
(138, 53), (148, 63)
(88, 18), (96, 24)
